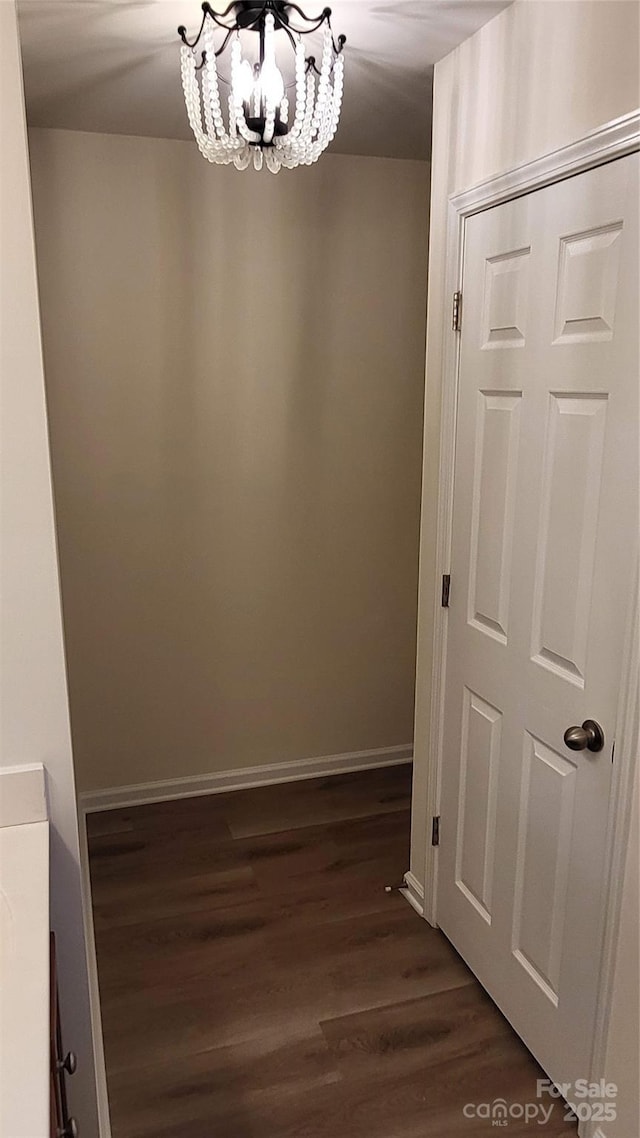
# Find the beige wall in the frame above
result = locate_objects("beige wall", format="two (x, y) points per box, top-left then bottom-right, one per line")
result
(0, 4), (100, 1131)
(28, 128), (429, 794)
(411, 1), (639, 1133)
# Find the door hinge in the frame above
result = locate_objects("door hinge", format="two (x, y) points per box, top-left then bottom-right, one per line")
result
(452, 290), (462, 332)
(441, 573), (451, 608)
(431, 815), (440, 846)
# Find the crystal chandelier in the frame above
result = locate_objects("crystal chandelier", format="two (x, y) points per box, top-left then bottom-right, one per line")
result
(178, 1), (346, 172)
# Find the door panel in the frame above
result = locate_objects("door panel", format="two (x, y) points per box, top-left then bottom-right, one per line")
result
(438, 153), (639, 1088)
(554, 222), (623, 343)
(455, 687), (502, 923)
(468, 391), (522, 644)
(482, 247), (531, 348)
(531, 391), (608, 685)
(512, 734), (577, 1005)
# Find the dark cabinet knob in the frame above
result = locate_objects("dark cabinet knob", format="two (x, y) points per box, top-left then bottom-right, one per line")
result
(57, 1051), (77, 1076)
(59, 1120), (78, 1138)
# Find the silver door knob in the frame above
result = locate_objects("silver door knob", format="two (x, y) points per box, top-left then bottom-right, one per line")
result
(563, 719), (605, 752)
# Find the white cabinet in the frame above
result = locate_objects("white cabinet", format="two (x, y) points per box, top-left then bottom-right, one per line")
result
(0, 767), (49, 1138)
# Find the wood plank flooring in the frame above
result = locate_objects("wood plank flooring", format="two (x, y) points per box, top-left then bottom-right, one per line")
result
(88, 765), (577, 1137)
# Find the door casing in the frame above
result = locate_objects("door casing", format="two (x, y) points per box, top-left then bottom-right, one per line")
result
(411, 109), (640, 1138)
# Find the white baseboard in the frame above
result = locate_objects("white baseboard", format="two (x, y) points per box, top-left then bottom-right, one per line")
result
(401, 870), (425, 918)
(78, 744), (413, 815)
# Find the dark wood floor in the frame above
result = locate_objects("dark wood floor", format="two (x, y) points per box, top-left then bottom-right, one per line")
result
(88, 764), (576, 1137)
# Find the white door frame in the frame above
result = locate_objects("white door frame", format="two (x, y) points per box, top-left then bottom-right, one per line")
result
(418, 109), (640, 1136)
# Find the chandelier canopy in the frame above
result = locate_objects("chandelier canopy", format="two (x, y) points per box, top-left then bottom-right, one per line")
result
(178, 1), (346, 172)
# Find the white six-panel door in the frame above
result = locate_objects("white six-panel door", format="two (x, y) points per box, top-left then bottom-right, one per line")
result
(438, 153), (639, 1087)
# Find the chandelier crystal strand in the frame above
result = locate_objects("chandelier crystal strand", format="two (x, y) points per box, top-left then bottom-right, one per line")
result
(277, 38), (306, 147)
(265, 148), (282, 174)
(181, 46), (210, 158)
(204, 27), (234, 149)
(178, 2), (346, 172)
(311, 23), (332, 134)
(231, 37), (260, 149)
(201, 29), (222, 147)
(262, 14), (277, 146)
(322, 55), (341, 149)
(316, 57), (340, 158)
(302, 71), (316, 162)
(228, 89), (237, 139)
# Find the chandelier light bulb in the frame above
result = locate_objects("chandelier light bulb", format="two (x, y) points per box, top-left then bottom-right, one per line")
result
(260, 61), (285, 107)
(233, 57), (254, 103)
(178, 1), (347, 172)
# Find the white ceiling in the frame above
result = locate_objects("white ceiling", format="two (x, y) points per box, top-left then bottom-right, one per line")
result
(17, 0), (510, 160)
